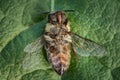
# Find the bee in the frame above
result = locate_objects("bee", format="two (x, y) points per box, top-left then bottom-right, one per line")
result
(24, 11), (105, 76)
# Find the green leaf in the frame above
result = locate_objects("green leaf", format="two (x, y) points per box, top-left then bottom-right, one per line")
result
(0, 0), (120, 80)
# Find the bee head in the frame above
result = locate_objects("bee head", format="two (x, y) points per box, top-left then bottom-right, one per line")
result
(48, 11), (68, 25)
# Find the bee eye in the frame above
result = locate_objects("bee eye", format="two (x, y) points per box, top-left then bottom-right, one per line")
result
(62, 14), (66, 22)
(50, 15), (57, 22)
(52, 17), (57, 22)
(48, 14), (57, 23)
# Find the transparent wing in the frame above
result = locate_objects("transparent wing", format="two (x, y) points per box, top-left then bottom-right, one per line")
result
(71, 33), (105, 57)
(24, 36), (44, 53)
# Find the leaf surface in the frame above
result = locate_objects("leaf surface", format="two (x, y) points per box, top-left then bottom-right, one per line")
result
(0, 0), (120, 80)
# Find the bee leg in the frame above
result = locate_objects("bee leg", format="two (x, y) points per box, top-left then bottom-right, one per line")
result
(71, 46), (80, 61)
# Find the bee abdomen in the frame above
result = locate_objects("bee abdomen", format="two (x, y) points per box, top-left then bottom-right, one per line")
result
(51, 53), (70, 75)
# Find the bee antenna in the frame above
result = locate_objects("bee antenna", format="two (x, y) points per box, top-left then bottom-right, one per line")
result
(41, 12), (50, 14)
(36, 10), (75, 15)
(36, 11), (50, 15)
(63, 10), (75, 12)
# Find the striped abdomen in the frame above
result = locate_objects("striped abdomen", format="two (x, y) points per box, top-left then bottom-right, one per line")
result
(51, 50), (70, 75)
(45, 39), (71, 75)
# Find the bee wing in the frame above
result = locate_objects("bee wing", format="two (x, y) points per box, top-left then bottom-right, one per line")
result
(24, 36), (44, 53)
(71, 33), (105, 57)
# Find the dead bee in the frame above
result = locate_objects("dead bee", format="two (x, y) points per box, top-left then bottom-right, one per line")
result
(24, 11), (105, 75)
